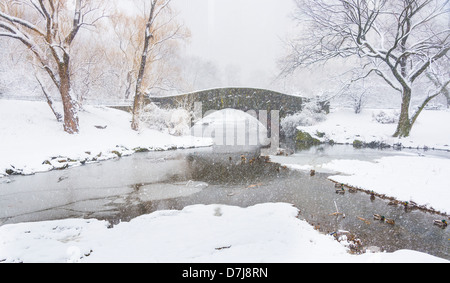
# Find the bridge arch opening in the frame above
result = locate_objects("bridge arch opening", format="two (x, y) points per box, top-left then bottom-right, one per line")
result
(190, 108), (270, 151)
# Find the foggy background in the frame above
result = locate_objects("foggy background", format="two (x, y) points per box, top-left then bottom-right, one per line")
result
(171, 0), (361, 99)
(172, 0), (298, 92)
(3, 0), (445, 109)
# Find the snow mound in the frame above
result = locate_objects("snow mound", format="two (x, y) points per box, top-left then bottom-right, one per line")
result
(191, 109), (269, 149)
(0, 203), (447, 263)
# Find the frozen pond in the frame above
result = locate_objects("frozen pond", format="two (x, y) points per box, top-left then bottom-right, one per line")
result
(0, 146), (449, 259)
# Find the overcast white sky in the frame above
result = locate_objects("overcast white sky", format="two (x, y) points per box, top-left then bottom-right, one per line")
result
(172, 0), (296, 88)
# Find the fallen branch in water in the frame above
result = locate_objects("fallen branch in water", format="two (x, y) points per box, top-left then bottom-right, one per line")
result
(357, 217), (371, 225)
(330, 201), (345, 218)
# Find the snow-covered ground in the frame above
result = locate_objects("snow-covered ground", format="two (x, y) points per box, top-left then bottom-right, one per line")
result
(274, 154), (450, 215)
(298, 108), (450, 150)
(274, 107), (450, 215)
(0, 100), (212, 178)
(1, 101), (449, 263)
(1, 203), (447, 263)
(324, 156), (450, 214)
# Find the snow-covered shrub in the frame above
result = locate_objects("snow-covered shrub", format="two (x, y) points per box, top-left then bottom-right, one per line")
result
(349, 91), (368, 114)
(281, 100), (327, 137)
(140, 103), (191, 136)
(140, 103), (167, 132)
(372, 110), (399, 124)
(168, 108), (191, 136)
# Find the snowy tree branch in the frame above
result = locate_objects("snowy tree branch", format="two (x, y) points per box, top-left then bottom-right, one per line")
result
(282, 0), (450, 137)
(0, 10), (45, 36)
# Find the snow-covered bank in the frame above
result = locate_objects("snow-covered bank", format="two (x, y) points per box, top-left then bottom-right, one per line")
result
(273, 152), (450, 216)
(0, 100), (212, 178)
(277, 107), (450, 215)
(322, 156), (450, 215)
(297, 108), (450, 150)
(0, 203), (447, 263)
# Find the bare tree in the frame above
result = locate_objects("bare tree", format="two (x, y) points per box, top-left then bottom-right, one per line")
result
(0, 0), (106, 134)
(176, 56), (223, 93)
(426, 64), (450, 108)
(117, 0), (188, 131)
(347, 86), (369, 114)
(281, 0), (450, 137)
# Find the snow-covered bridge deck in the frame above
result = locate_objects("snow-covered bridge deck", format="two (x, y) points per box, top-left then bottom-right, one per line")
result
(147, 87), (329, 119)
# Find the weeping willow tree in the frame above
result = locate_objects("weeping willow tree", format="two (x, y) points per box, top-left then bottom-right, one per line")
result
(112, 0), (188, 131)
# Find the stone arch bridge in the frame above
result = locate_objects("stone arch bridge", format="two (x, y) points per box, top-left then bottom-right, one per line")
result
(145, 87), (329, 119)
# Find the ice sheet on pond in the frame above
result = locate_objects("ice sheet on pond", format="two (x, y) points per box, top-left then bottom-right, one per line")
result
(137, 181), (208, 201)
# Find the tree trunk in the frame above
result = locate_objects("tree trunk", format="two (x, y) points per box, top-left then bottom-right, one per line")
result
(125, 71), (133, 99)
(444, 89), (450, 109)
(35, 74), (62, 122)
(393, 88), (412, 138)
(130, 1), (157, 131)
(131, 91), (144, 131)
(59, 63), (79, 134)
